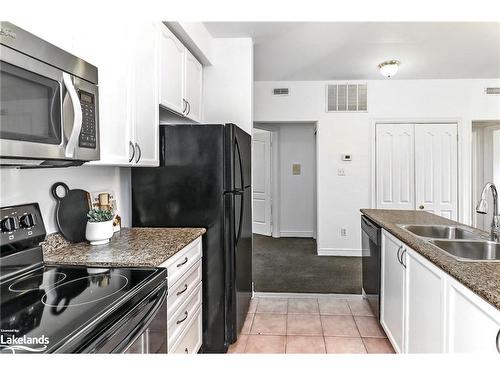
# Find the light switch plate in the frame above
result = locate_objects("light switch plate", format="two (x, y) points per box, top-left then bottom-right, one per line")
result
(292, 163), (301, 175)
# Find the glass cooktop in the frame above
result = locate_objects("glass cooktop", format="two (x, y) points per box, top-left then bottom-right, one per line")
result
(0, 265), (165, 353)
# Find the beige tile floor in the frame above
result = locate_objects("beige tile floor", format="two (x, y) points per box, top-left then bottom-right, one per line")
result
(228, 296), (395, 354)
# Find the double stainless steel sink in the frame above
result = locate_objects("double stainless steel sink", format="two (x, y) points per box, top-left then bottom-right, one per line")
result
(400, 224), (500, 262)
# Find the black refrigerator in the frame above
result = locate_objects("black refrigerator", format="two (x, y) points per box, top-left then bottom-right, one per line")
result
(131, 123), (252, 353)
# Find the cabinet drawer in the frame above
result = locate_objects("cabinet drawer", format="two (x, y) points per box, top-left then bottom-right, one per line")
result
(168, 260), (202, 315)
(167, 283), (202, 349)
(169, 307), (202, 354)
(160, 237), (202, 287)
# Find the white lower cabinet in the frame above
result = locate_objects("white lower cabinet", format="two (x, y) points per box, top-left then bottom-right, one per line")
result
(160, 237), (203, 354)
(380, 231), (406, 353)
(405, 249), (445, 353)
(381, 229), (500, 353)
(446, 277), (500, 353)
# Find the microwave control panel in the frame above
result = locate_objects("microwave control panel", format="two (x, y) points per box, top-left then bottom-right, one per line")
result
(78, 90), (97, 149)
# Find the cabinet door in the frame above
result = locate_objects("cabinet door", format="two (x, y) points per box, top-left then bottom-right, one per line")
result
(415, 124), (458, 220)
(131, 22), (159, 167)
(380, 230), (406, 353)
(73, 21), (134, 166)
(159, 24), (185, 115)
(446, 278), (500, 353)
(184, 50), (203, 122)
(405, 248), (445, 353)
(376, 124), (415, 210)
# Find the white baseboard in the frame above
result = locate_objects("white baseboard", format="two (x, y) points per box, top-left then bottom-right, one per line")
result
(317, 248), (362, 257)
(254, 292), (363, 299)
(279, 230), (314, 238)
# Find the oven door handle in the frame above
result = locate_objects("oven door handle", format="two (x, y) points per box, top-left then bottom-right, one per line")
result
(117, 283), (168, 353)
(63, 72), (83, 158)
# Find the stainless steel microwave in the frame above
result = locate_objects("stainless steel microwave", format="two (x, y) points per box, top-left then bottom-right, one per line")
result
(0, 22), (99, 167)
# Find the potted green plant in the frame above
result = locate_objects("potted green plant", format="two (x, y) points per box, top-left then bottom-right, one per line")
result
(85, 208), (114, 245)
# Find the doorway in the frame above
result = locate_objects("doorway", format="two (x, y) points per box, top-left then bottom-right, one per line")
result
(252, 122), (317, 238)
(471, 120), (500, 231)
(251, 122), (361, 294)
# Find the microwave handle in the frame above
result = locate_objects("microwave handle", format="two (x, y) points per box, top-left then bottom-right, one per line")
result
(63, 72), (83, 158)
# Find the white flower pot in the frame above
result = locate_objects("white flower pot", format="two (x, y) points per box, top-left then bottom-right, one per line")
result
(85, 220), (114, 245)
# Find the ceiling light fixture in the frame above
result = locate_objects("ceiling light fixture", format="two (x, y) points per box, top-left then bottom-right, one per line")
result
(378, 60), (401, 78)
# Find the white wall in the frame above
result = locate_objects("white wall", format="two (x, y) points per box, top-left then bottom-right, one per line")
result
(0, 166), (130, 234)
(277, 124), (316, 237)
(203, 38), (254, 134)
(254, 79), (500, 255)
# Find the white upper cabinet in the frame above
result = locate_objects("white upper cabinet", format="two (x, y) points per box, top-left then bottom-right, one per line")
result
(158, 24), (203, 122)
(72, 22), (134, 166)
(131, 22), (159, 166)
(71, 22), (160, 166)
(159, 25), (186, 115)
(184, 49), (203, 123)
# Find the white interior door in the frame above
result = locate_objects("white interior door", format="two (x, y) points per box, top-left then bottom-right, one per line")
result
(415, 124), (458, 219)
(376, 124), (415, 209)
(252, 130), (272, 236)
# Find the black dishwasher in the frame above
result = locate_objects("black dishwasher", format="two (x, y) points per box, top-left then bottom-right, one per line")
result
(361, 215), (382, 319)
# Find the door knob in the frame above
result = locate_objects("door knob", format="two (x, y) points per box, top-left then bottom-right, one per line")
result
(419, 205), (425, 210)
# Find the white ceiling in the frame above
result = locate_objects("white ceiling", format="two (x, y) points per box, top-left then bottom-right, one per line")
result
(204, 22), (500, 81)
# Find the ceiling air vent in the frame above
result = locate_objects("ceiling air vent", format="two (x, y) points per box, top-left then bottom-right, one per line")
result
(327, 83), (367, 112)
(485, 87), (500, 95)
(273, 87), (289, 96)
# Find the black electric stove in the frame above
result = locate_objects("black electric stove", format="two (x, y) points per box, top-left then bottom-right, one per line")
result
(0, 203), (168, 354)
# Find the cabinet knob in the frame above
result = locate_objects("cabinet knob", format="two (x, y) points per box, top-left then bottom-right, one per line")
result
(419, 205), (425, 210)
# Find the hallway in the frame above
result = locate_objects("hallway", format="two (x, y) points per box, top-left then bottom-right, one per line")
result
(253, 234), (362, 294)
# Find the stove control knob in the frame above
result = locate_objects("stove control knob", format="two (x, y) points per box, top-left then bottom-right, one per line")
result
(19, 214), (35, 228)
(1, 217), (17, 232)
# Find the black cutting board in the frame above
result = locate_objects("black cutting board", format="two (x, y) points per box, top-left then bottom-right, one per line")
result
(51, 182), (91, 243)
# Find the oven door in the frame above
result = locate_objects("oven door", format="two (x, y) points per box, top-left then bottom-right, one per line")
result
(0, 45), (91, 161)
(86, 280), (168, 354)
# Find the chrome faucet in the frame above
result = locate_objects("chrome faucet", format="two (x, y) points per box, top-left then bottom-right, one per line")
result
(476, 182), (499, 242)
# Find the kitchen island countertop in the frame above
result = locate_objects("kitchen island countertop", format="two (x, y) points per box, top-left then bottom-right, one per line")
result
(361, 209), (500, 311)
(42, 227), (206, 268)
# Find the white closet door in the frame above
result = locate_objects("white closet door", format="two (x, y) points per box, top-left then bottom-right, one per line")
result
(376, 124), (415, 209)
(415, 124), (458, 220)
(252, 130), (272, 236)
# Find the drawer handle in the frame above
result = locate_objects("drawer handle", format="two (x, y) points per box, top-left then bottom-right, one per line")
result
(184, 348), (189, 354)
(176, 311), (188, 325)
(176, 284), (189, 296)
(177, 257), (188, 268)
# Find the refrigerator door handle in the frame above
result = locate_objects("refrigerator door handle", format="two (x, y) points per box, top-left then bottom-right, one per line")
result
(234, 190), (244, 247)
(234, 137), (245, 190)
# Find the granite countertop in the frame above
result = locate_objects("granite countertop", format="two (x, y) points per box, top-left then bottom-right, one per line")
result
(42, 227), (206, 268)
(360, 209), (500, 310)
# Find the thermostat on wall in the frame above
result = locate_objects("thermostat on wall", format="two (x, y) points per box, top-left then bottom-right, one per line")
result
(341, 154), (352, 161)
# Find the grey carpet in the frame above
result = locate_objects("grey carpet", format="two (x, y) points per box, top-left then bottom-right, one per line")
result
(253, 234), (362, 294)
